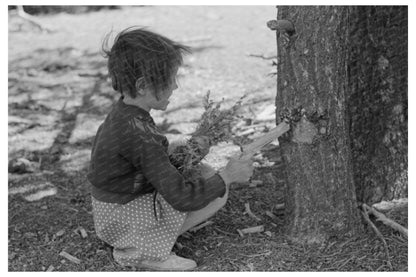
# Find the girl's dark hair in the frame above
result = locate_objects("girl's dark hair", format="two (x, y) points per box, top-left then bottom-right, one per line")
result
(102, 27), (191, 99)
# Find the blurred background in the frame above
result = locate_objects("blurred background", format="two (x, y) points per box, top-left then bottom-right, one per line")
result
(9, 5), (278, 166)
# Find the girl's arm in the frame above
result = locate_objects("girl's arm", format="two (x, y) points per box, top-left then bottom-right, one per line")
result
(124, 131), (227, 212)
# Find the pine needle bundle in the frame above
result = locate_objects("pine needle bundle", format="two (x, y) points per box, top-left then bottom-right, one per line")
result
(169, 91), (245, 180)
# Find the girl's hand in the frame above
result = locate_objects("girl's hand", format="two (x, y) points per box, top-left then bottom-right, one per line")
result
(191, 135), (210, 157)
(168, 138), (187, 155)
(219, 158), (254, 185)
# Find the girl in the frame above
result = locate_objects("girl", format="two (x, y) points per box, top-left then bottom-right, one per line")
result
(88, 27), (253, 271)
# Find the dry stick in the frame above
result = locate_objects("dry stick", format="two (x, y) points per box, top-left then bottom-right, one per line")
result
(265, 211), (278, 220)
(240, 250), (272, 258)
(59, 251), (81, 265)
(275, 203), (285, 210)
(75, 226), (88, 239)
(239, 121), (290, 160)
(239, 225), (265, 235)
(213, 227), (237, 237)
(189, 220), (214, 233)
(237, 229), (244, 237)
(360, 210), (392, 269)
(338, 256), (356, 270)
(244, 203), (261, 222)
(363, 203), (408, 238)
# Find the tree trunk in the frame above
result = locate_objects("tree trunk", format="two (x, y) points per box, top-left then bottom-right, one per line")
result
(347, 6), (408, 204)
(274, 6), (363, 244)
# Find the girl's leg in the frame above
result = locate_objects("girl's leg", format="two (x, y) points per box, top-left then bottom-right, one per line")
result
(179, 163), (229, 234)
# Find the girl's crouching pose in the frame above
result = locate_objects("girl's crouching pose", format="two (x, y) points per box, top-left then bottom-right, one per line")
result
(88, 27), (253, 271)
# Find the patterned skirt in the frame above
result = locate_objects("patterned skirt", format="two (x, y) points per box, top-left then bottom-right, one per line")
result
(91, 193), (188, 266)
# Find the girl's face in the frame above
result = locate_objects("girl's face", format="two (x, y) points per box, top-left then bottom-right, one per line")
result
(147, 75), (178, 111)
(147, 67), (179, 111)
(127, 68), (179, 112)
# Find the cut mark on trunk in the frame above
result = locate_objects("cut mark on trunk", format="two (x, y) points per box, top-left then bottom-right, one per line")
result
(292, 117), (318, 144)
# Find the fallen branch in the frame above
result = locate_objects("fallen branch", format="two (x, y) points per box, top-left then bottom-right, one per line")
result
(189, 220), (214, 233)
(360, 208), (392, 269)
(238, 225), (264, 236)
(59, 251), (81, 264)
(363, 203), (408, 238)
(244, 203), (261, 222)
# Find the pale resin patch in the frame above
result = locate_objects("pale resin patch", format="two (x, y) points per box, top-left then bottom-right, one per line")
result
(292, 117), (318, 144)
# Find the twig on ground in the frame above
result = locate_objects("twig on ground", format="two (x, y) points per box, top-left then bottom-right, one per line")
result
(244, 203), (261, 222)
(338, 256), (355, 270)
(275, 203), (285, 210)
(360, 209), (392, 269)
(189, 220), (214, 233)
(175, 242), (184, 250)
(237, 229), (244, 237)
(74, 226), (88, 238)
(46, 265), (54, 272)
(237, 128), (256, 136)
(59, 251), (81, 264)
(180, 231), (192, 239)
(265, 211), (278, 221)
(238, 225), (264, 235)
(213, 227), (238, 237)
(249, 180), (263, 188)
(240, 250), (272, 257)
(363, 203), (408, 238)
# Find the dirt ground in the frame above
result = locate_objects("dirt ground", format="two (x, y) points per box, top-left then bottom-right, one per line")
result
(8, 6), (407, 271)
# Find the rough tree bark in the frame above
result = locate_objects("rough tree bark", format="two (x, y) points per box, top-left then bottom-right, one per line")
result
(347, 6), (408, 204)
(273, 6), (363, 244)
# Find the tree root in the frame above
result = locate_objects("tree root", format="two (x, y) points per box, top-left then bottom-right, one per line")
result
(363, 203), (408, 238)
(361, 205), (392, 269)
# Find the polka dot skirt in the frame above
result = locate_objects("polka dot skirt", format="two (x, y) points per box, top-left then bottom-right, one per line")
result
(92, 193), (187, 266)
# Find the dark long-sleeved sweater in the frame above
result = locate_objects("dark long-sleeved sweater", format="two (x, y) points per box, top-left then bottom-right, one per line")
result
(87, 97), (226, 212)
